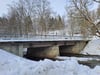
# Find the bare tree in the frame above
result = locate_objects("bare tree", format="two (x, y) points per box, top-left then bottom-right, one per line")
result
(66, 5), (85, 37)
(66, 0), (100, 37)
(0, 17), (9, 37)
(37, 0), (51, 35)
(7, 0), (52, 37)
(93, 0), (100, 3)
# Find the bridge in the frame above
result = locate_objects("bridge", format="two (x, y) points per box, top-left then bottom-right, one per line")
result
(0, 35), (92, 58)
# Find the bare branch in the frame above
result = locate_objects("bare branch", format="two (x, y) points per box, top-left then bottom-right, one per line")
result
(93, 0), (100, 3)
(67, 0), (100, 37)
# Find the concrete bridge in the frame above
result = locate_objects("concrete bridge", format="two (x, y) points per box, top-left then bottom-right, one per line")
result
(0, 35), (91, 58)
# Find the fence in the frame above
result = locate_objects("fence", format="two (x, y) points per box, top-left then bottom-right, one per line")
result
(0, 34), (93, 41)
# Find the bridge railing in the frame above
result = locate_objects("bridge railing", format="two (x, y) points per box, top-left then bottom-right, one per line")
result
(0, 34), (93, 41)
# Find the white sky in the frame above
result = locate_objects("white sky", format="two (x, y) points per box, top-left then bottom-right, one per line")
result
(0, 0), (15, 17)
(49, 0), (66, 16)
(0, 0), (66, 17)
(0, 0), (98, 17)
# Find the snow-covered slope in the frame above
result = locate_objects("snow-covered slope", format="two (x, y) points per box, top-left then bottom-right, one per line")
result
(0, 49), (100, 75)
(81, 39), (100, 55)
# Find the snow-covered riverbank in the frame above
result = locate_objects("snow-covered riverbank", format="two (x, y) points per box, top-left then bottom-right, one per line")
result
(81, 39), (100, 55)
(0, 49), (100, 75)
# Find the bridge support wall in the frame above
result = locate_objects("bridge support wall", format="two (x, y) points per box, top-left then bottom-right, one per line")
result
(60, 41), (87, 55)
(0, 44), (24, 57)
(26, 45), (59, 58)
(0, 41), (88, 58)
(71, 41), (87, 53)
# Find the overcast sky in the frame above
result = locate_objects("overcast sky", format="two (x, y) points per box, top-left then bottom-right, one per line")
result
(49, 0), (66, 16)
(0, 0), (66, 17)
(0, 0), (14, 17)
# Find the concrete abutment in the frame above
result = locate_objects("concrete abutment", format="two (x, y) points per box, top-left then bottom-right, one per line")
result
(0, 44), (24, 57)
(59, 41), (88, 55)
(0, 41), (88, 58)
(26, 45), (59, 58)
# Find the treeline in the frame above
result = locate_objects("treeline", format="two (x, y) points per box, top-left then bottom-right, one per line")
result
(0, 0), (65, 37)
(0, 15), (64, 36)
(0, 0), (100, 38)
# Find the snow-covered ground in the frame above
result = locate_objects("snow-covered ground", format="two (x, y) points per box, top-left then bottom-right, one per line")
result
(81, 38), (100, 55)
(0, 49), (100, 75)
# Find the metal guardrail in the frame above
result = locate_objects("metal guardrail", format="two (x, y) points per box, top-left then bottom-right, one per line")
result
(0, 34), (93, 41)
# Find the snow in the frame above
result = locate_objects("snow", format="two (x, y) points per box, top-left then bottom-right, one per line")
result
(81, 38), (100, 55)
(0, 49), (100, 75)
(94, 19), (100, 25)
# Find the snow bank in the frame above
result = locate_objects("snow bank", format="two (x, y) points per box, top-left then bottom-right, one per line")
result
(0, 49), (100, 75)
(81, 39), (100, 55)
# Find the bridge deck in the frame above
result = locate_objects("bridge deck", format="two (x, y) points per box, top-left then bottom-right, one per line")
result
(0, 35), (92, 42)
